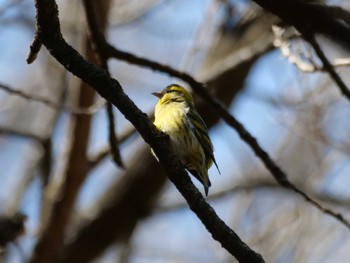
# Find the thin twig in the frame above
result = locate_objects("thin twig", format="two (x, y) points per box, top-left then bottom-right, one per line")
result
(27, 31), (42, 64)
(106, 101), (124, 168)
(0, 126), (43, 141)
(273, 25), (350, 73)
(88, 125), (137, 169)
(302, 32), (350, 100)
(158, 177), (350, 212)
(40, 138), (52, 186)
(0, 83), (105, 114)
(83, 0), (124, 168)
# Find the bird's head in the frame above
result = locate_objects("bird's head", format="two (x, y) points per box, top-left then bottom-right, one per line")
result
(152, 84), (194, 105)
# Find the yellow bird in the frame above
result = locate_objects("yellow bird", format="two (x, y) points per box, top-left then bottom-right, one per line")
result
(152, 84), (219, 196)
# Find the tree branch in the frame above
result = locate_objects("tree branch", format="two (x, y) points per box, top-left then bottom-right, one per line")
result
(0, 82), (104, 114)
(88, 125), (137, 169)
(303, 32), (350, 100)
(82, 0), (124, 168)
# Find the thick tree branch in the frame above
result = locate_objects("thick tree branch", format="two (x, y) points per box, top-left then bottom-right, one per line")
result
(30, 1), (264, 262)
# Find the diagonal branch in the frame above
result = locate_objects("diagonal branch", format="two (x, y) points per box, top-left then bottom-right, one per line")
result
(30, 1), (264, 262)
(303, 32), (350, 100)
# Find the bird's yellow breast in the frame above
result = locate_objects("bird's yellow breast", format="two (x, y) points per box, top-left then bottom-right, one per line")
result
(154, 102), (187, 134)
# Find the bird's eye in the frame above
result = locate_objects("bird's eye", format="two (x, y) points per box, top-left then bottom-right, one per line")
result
(167, 89), (173, 93)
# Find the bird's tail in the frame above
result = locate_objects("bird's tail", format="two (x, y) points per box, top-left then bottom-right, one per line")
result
(188, 168), (211, 196)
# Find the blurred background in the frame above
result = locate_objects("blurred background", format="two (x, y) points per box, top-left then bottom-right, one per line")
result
(1, 0), (350, 262)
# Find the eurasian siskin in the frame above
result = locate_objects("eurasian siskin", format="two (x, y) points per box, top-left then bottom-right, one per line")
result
(152, 84), (219, 196)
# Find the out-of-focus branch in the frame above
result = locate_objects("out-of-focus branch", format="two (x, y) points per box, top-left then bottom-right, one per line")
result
(0, 126), (43, 141)
(88, 125), (137, 169)
(83, 0), (124, 168)
(0, 82), (105, 114)
(30, 1), (265, 262)
(303, 32), (350, 100)
(40, 138), (52, 186)
(158, 178), (350, 212)
(106, 102), (124, 168)
(27, 31), (42, 64)
(251, 0), (350, 49)
(273, 26), (350, 72)
(60, 148), (165, 263)
(251, 0), (350, 101)
(0, 213), (27, 248)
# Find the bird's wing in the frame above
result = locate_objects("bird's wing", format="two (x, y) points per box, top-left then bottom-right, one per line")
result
(187, 108), (220, 173)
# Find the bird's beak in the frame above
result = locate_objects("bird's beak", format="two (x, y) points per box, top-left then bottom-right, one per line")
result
(152, 92), (163, 98)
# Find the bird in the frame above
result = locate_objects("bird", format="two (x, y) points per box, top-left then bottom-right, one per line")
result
(152, 84), (219, 196)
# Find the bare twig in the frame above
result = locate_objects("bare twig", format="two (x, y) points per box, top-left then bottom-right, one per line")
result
(273, 26), (317, 72)
(0, 126), (43, 141)
(273, 25), (350, 72)
(158, 178), (350, 212)
(273, 25), (350, 100)
(83, 0), (124, 168)
(40, 138), (52, 186)
(0, 82), (105, 114)
(106, 102), (124, 168)
(0, 213), (27, 248)
(303, 32), (350, 100)
(27, 31), (42, 64)
(88, 125), (137, 169)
